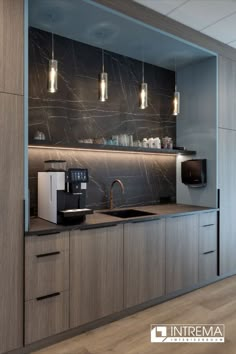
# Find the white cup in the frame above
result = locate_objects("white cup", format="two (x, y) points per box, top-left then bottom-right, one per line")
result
(148, 137), (154, 148)
(153, 137), (161, 149)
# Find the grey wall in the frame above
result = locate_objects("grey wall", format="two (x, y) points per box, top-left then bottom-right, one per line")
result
(176, 57), (217, 208)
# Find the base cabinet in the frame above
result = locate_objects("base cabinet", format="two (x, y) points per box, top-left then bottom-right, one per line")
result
(199, 211), (217, 282)
(24, 211), (218, 345)
(25, 291), (69, 345)
(166, 214), (199, 294)
(124, 219), (165, 308)
(24, 232), (69, 344)
(70, 225), (124, 328)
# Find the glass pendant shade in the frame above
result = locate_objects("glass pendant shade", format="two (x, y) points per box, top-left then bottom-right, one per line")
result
(48, 32), (58, 93)
(98, 49), (108, 102)
(48, 59), (58, 93)
(139, 82), (148, 109)
(99, 72), (108, 102)
(173, 89), (180, 116)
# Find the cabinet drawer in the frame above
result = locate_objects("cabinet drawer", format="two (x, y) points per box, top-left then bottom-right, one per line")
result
(199, 211), (217, 227)
(199, 252), (217, 282)
(25, 250), (69, 301)
(25, 291), (69, 344)
(199, 224), (217, 254)
(25, 231), (69, 257)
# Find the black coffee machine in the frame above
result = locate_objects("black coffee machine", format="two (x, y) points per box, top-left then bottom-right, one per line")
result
(38, 168), (93, 224)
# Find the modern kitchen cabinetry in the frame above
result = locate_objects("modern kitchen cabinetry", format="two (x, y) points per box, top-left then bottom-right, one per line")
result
(0, 95), (23, 352)
(219, 128), (236, 275)
(218, 56), (236, 130)
(0, 1), (24, 353)
(70, 225), (124, 328)
(23, 210), (218, 345)
(199, 212), (217, 282)
(0, 0), (24, 95)
(124, 219), (165, 308)
(166, 214), (199, 293)
(25, 232), (69, 344)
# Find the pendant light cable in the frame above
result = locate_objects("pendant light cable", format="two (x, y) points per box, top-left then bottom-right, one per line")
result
(52, 32), (54, 60)
(142, 61), (144, 83)
(102, 48), (104, 73)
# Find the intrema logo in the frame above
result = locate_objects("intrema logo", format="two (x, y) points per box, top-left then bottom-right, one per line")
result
(150, 324), (225, 343)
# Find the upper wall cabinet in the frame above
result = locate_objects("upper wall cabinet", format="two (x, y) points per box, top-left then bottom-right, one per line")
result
(218, 56), (236, 130)
(0, 0), (24, 95)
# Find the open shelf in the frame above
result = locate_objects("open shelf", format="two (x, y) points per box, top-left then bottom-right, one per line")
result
(28, 142), (196, 156)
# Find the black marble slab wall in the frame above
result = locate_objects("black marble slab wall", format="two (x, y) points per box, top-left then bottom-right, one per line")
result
(28, 27), (176, 215)
(29, 27), (176, 145)
(29, 147), (176, 215)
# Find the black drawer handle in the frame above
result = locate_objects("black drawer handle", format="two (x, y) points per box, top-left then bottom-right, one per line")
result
(202, 224), (215, 227)
(80, 224), (117, 231)
(37, 231), (60, 236)
(36, 292), (60, 301)
(36, 251), (60, 258)
(132, 218), (159, 224)
(203, 250), (215, 255)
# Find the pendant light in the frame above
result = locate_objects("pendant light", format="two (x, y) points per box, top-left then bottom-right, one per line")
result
(173, 60), (180, 116)
(98, 49), (108, 102)
(48, 32), (58, 93)
(139, 61), (148, 109)
(173, 86), (180, 116)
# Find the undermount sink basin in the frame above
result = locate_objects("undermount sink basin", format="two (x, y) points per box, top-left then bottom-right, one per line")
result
(101, 208), (156, 219)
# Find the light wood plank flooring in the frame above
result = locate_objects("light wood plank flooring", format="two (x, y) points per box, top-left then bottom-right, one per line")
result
(33, 276), (236, 354)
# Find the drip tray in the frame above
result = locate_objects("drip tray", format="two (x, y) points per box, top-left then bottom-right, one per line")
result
(60, 208), (93, 218)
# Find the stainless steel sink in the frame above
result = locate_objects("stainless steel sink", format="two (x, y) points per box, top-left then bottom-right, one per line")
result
(101, 208), (156, 219)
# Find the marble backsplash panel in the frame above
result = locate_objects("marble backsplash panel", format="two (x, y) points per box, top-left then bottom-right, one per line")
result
(29, 148), (176, 216)
(29, 27), (176, 145)
(28, 27), (176, 216)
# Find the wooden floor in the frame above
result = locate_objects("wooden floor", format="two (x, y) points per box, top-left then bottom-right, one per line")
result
(33, 276), (236, 354)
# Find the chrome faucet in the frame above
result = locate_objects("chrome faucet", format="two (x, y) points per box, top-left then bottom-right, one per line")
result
(109, 179), (125, 209)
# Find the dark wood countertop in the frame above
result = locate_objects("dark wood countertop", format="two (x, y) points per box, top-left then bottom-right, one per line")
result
(25, 204), (218, 236)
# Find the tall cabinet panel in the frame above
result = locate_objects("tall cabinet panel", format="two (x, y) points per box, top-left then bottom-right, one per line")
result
(218, 128), (236, 275)
(218, 56), (236, 130)
(0, 0), (24, 353)
(0, 94), (23, 353)
(0, 0), (24, 95)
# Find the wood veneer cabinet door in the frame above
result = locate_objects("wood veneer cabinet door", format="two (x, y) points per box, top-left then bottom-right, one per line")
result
(219, 128), (236, 275)
(70, 225), (124, 328)
(218, 56), (236, 130)
(0, 0), (23, 95)
(166, 214), (199, 294)
(0, 93), (23, 353)
(124, 219), (165, 308)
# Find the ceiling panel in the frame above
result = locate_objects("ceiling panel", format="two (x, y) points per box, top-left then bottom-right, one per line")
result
(168, 0), (236, 31)
(134, 0), (188, 15)
(134, 0), (236, 49)
(202, 13), (236, 43)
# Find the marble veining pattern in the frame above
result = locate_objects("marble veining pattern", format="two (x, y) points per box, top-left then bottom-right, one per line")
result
(28, 28), (176, 216)
(29, 148), (176, 215)
(29, 27), (176, 145)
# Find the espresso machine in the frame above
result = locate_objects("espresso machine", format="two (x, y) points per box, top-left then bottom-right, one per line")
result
(38, 164), (93, 224)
